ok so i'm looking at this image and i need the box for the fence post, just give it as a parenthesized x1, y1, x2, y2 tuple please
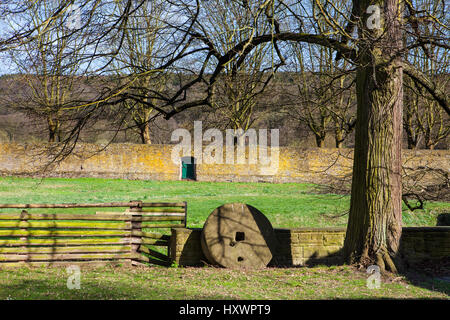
(183, 201, 187, 228)
(129, 202, 142, 266)
(19, 210, 28, 264)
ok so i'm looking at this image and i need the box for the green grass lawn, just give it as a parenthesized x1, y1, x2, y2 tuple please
(0, 264, 448, 300)
(0, 176, 448, 300)
(0, 176, 447, 228)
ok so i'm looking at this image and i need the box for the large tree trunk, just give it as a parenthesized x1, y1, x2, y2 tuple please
(343, 0, 404, 273)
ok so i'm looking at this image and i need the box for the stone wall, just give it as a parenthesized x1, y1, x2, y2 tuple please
(399, 227, 450, 264)
(169, 227, 450, 267)
(0, 142, 448, 184)
(272, 228, 345, 266)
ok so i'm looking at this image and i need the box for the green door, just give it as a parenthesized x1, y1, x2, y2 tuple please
(181, 157, 196, 180)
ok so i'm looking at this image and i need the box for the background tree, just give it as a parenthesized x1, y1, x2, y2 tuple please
(403, 4, 449, 150)
(200, 0, 275, 133)
(4, 0, 86, 142)
(287, 43, 333, 148)
(112, 0, 169, 144)
(283, 41, 356, 148)
(330, 71, 356, 149)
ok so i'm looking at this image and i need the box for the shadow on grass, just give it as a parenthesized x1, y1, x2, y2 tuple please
(400, 257, 450, 297)
(265, 229, 449, 298)
(0, 270, 232, 300)
(172, 227, 450, 298)
(293, 248, 450, 298)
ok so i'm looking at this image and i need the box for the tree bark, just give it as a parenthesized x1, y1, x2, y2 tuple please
(139, 123, 152, 144)
(405, 126, 418, 150)
(47, 116, 60, 143)
(343, 0, 404, 273)
(335, 129, 345, 148)
(315, 135, 325, 148)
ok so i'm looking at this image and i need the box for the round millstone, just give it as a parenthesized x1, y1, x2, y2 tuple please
(201, 203, 278, 269)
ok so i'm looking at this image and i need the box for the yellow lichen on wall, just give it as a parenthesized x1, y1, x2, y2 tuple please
(0, 143, 448, 183)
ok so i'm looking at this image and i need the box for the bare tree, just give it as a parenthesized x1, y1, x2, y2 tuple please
(0, 0, 448, 272)
(200, 0, 274, 132)
(331, 72, 356, 148)
(4, 0, 88, 142)
(403, 8, 450, 150)
(284, 41, 356, 148)
(111, 0, 170, 144)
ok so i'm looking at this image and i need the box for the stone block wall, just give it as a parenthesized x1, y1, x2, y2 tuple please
(170, 227, 450, 267)
(399, 227, 450, 264)
(272, 228, 346, 266)
(0, 143, 448, 184)
(169, 228, 206, 267)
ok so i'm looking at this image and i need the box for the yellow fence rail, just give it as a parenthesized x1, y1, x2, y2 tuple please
(0, 201, 186, 267)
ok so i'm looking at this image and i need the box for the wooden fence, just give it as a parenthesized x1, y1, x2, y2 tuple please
(0, 201, 187, 267)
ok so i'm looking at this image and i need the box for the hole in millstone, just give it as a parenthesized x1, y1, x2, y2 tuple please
(237, 257, 244, 262)
(235, 232, 245, 242)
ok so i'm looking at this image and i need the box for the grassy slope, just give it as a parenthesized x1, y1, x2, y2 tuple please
(0, 265, 448, 300)
(0, 177, 448, 300)
(0, 177, 447, 228)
